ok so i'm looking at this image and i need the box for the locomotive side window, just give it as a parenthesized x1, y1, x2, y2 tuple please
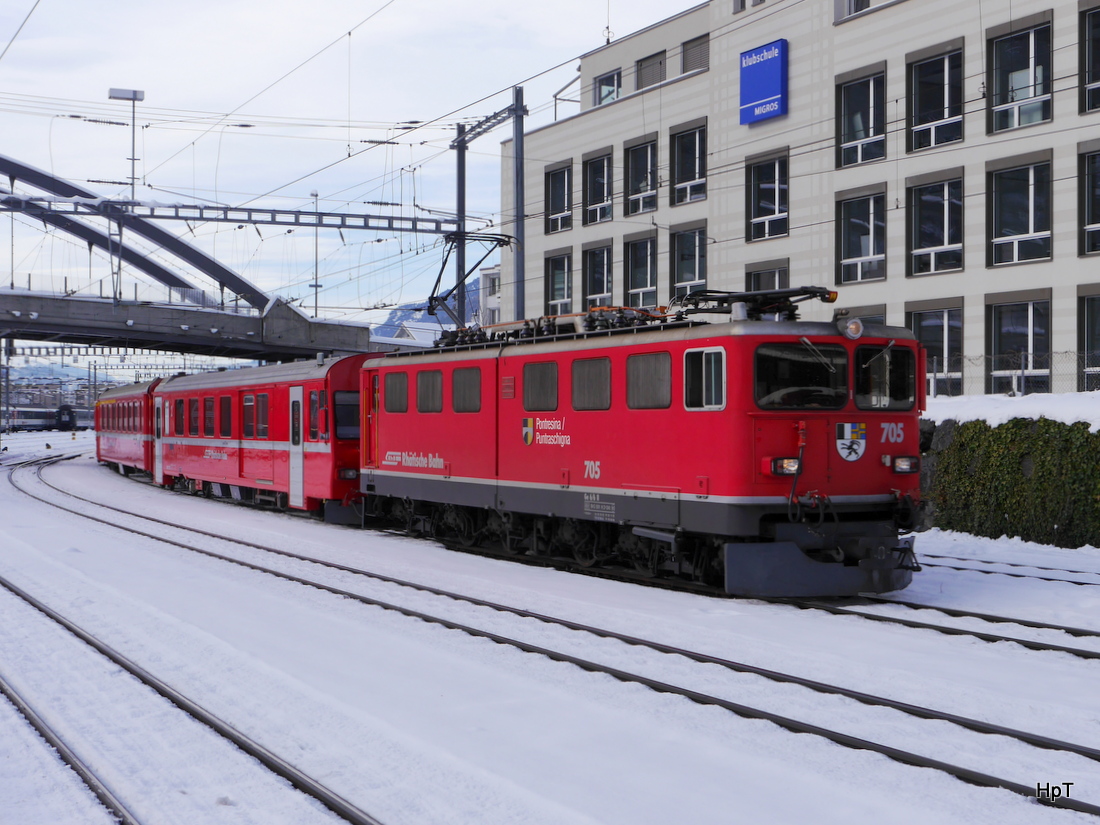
(452, 367, 481, 413)
(174, 399, 184, 435)
(572, 358, 611, 411)
(627, 352, 671, 409)
(219, 396, 232, 438)
(333, 391, 360, 439)
(523, 362, 558, 411)
(257, 393, 269, 438)
(309, 391, 319, 439)
(384, 373, 408, 413)
(188, 398, 200, 435)
(684, 348, 725, 410)
(417, 370, 443, 413)
(203, 397, 215, 436)
(755, 343, 848, 409)
(243, 395, 255, 438)
(854, 345, 916, 410)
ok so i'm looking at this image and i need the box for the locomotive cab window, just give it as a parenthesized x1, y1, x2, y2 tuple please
(684, 348, 725, 410)
(854, 344, 916, 410)
(309, 391, 320, 439)
(524, 362, 558, 411)
(384, 372, 408, 413)
(417, 370, 443, 413)
(333, 391, 360, 439)
(572, 358, 611, 411)
(452, 367, 481, 413)
(627, 352, 671, 409)
(755, 343, 848, 409)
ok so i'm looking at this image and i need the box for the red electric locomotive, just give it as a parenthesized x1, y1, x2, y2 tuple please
(360, 288, 924, 597)
(95, 379, 162, 474)
(96, 355, 373, 520)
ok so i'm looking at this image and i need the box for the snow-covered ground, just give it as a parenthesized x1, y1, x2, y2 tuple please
(1, 420, 1097, 824)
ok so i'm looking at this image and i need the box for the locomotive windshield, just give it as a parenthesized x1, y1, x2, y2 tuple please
(854, 344, 916, 410)
(332, 391, 360, 439)
(755, 342, 848, 409)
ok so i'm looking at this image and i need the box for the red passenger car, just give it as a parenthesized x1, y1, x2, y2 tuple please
(97, 355, 373, 522)
(95, 379, 161, 474)
(361, 289, 925, 597)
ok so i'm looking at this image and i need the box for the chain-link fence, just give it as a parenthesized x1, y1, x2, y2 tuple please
(925, 352, 1100, 397)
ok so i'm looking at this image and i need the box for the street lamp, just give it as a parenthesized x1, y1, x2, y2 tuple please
(108, 88, 144, 201)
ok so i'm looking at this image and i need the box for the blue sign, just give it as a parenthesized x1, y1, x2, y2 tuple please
(740, 39, 788, 125)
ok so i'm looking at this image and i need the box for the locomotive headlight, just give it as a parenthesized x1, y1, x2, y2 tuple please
(839, 317, 864, 340)
(770, 457, 801, 476)
(337, 468, 359, 480)
(892, 456, 919, 473)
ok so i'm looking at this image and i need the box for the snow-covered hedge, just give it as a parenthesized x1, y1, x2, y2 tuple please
(922, 416, 1100, 549)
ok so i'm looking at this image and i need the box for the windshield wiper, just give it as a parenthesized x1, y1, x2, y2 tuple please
(798, 336, 836, 373)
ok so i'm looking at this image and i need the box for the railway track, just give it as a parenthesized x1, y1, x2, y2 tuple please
(919, 552, 1100, 587)
(10, 455, 1100, 816)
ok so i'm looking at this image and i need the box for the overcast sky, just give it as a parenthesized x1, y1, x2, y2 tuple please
(0, 0, 679, 323)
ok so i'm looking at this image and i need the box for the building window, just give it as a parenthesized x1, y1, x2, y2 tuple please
(625, 238, 657, 307)
(1085, 10, 1100, 111)
(838, 193, 885, 282)
(839, 73, 885, 166)
(546, 253, 572, 315)
(595, 70, 621, 106)
(672, 228, 706, 299)
(417, 370, 443, 413)
(524, 362, 558, 412)
(636, 51, 666, 90)
(627, 352, 671, 409)
(684, 349, 725, 410)
(1084, 153, 1100, 253)
(746, 266, 789, 292)
(546, 166, 572, 233)
(671, 127, 706, 204)
(910, 307, 963, 395)
(584, 246, 613, 307)
(910, 178, 963, 274)
(572, 358, 611, 411)
(626, 141, 657, 214)
(748, 156, 788, 240)
(583, 155, 612, 224)
(1083, 296, 1100, 389)
(911, 51, 963, 149)
(848, 0, 871, 13)
(990, 300, 1050, 394)
(991, 24, 1051, 131)
(682, 35, 710, 73)
(991, 163, 1051, 264)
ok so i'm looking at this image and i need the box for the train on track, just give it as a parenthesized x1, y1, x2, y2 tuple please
(95, 287, 924, 597)
(4, 404, 94, 432)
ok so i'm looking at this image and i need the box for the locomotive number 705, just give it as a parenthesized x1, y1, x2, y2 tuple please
(880, 422, 905, 443)
(583, 460, 602, 480)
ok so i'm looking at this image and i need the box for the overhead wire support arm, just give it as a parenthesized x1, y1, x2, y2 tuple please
(0, 196, 462, 236)
(425, 233, 513, 329)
